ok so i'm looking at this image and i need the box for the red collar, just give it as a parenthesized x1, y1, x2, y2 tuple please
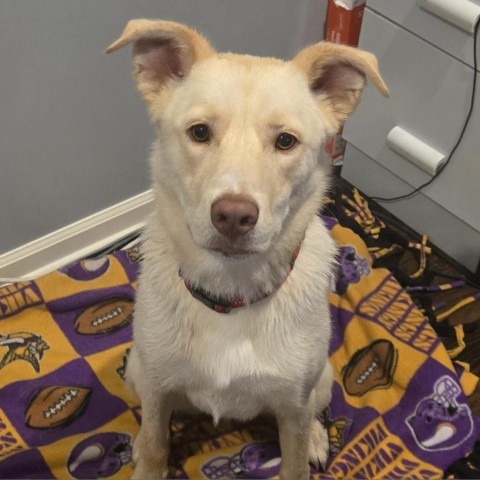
(180, 248, 300, 314)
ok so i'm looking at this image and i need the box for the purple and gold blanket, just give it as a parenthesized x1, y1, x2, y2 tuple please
(0, 218, 478, 479)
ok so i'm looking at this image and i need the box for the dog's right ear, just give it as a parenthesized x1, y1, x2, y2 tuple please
(106, 19, 215, 104)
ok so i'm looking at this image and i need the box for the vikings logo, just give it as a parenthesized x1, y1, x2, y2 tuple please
(324, 409, 350, 457)
(335, 246, 370, 295)
(407, 376, 474, 451)
(116, 348, 131, 380)
(126, 244, 143, 263)
(0, 332, 49, 373)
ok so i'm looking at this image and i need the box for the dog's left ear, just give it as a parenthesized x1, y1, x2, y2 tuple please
(293, 42, 389, 128)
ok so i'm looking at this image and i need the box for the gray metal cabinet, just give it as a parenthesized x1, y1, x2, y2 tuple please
(341, 2, 480, 272)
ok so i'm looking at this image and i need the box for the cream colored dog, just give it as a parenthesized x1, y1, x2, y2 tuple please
(107, 20, 388, 479)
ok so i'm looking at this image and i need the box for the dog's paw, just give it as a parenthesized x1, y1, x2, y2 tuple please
(309, 418, 329, 471)
(132, 434, 169, 479)
(131, 461, 169, 480)
(131, 452, 169, 480)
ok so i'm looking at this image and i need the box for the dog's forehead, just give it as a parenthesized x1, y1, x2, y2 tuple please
(181, 54, 312, 115)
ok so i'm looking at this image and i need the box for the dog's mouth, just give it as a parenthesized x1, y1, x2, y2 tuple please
(206, 237, 260, 258)
(209, 246, 259, 258)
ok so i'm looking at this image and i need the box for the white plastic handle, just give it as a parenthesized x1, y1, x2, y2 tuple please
(386, 127, 446, 176)
(418, 0, 480, 33)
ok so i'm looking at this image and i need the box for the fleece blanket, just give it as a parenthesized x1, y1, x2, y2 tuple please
(0, 217, 478, 479)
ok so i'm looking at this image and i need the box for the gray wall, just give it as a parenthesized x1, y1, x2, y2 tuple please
(0, 0, 328, 255)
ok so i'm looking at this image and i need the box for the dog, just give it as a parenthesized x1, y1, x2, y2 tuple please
(107, 19, 388, 479)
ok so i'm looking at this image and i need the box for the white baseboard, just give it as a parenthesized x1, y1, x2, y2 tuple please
(0, 190, 154, 283)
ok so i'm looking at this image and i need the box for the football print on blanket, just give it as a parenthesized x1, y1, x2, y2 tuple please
(75, 298, 133, 335)
(342, 339, 398, 396)
(25, 385, 91, 429)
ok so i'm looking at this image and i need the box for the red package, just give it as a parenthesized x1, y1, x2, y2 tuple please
(326, 0, 366, 46)
(324, 0, 366, 165)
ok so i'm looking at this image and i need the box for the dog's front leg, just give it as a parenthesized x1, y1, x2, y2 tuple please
(132, 389, 173, 480)
(276, 397, 315, 480)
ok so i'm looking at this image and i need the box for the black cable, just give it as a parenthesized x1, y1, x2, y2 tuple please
(370, 17, 480, 203)
(86, 231, 141, 258)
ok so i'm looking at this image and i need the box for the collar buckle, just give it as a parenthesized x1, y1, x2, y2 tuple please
(190, 286, 233, 314)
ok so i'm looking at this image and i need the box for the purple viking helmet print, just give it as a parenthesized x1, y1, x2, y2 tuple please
(407, 376, 474, 451)
(335, 246, 370, 295)
(238, 442, 282, 478)
(60, 257, 110, 281)
(201, 442, 281, 479)
(67, 432, 132, 479)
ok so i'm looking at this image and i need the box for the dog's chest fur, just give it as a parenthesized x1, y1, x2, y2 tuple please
(177, 321, 286, 423)
(134, 217, 335, 422)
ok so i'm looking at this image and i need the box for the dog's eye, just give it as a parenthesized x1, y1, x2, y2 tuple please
(275, 132, 297, 151)
(189, 124, 211, 143)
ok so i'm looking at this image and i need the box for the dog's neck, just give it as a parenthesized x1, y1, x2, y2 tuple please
(174, 234, 303, 305)
(179, 246, 300, 313)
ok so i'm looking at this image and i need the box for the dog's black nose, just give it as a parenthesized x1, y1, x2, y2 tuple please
(211, 194, 259, 239)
